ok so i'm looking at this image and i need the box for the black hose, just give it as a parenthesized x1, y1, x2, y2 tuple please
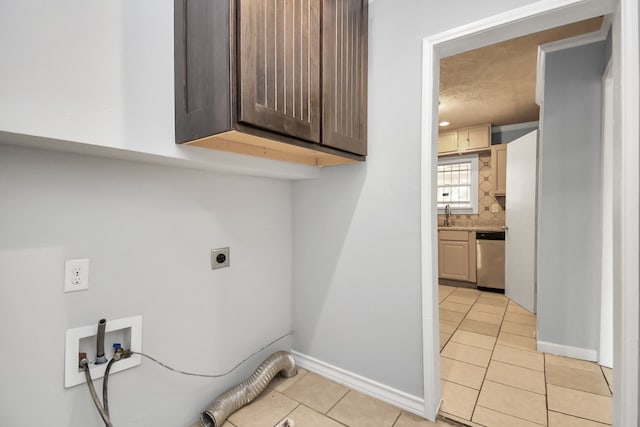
(103, 358, 117, 418)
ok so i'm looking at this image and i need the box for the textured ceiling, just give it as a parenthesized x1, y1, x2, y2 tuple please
(438, 17, 604, 130)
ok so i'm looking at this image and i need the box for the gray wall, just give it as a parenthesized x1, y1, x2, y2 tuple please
(492, 125, 539, 145)
(537, 41, 607, 351)
(0, 145, 292, 426)
(292, 0, 541, 398)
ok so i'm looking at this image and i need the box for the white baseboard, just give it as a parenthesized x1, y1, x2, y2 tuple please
(537, 341, 598, 362)
(291, 351, 425, 417)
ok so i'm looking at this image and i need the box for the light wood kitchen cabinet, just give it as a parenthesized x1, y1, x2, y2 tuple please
(438, 230, 477, 282)
(491, 144, 507, 196)
(438, 124, 491, 156)
(174, 0, 368, 167)
(438, 131, 458, 154)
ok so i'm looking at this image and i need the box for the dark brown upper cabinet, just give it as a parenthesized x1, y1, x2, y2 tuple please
(174, 0, 368, 167)
(322, 0, 368, 155)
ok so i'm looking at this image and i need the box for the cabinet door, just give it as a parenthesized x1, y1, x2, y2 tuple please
(238, 0, 321, 143)
(462, 125, 491, 151)
(491, 144, 507, 196)
(438, 131, 458, 154)
(174, 0, 232, 143)
(322, 0, 368, 155)
(438, 239, 470, 281)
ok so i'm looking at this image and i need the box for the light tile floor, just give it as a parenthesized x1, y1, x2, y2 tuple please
(439, 285, 613, 426)
(204, 369, 458, 427)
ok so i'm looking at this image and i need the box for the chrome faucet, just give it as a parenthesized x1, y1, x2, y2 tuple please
(444, 204, 452, 226)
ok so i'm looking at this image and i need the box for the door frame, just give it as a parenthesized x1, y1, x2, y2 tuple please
(419, 0, 637, 423)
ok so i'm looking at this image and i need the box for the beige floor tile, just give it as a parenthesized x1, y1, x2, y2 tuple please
(501, 321, 536, 338)
(471, 303, 507, 315)
(476, 381, 547, 425)
(465, 310, 504, 325)
(547, 383, 612, 424)
(228, 391, 298, 427)
(472, 406, 544, 427)
(440, 357, 486, 389)
(440, 309, 466, 323)
(440, 319, 459, 334)
(548, 410, 610, 426)
(440, 332, 451, 350)
(267, 368, 309, 393)
(281, 372, 349, 413)
(476, 297, 508, 307)
(546, 364, 611, 396)
(440, 380, 479, 421)
(601, 366, 613, 389)
(477, 292, 508, 301)
(441, 341, 492, 368)
(440, 300, 472, 314)
(439, 285, 456, 294)
(491, 345, 544, 371)
(452, 288, 482, 297)
(506, 302, 533, 315)
(327, 390, 401, 427)
(281, 404, 344, 427)
(496, 332, 537, 351)
(458, 318, 500, 337)
(450, 330, 497, 350)
(445, 294, 479, 305)
(393, 411, 457, 426)
(545, 354, 602, 375)
(503, 311, 537, 326)
(485, 360, 545, 394)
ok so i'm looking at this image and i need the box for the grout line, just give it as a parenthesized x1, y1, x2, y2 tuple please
(544, 352, 549, 426)
(390, 410, 403, 427)
(545, 382, 616, 398)
(324, 388, 350, 415)
(474, 404, 547, 426)
(547, 409, 612, 425)
(273, 402, 301, 427)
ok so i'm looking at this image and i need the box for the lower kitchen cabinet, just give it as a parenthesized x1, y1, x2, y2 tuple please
(438, 230, 477, 282)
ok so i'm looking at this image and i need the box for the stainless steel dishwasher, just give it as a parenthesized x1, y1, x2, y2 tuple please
(476, 231, 505, 291)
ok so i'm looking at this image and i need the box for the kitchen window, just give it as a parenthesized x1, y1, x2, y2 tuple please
(437, 154, 478, 213)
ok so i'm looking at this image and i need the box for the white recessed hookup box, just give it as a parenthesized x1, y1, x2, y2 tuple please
(64, 315, 142, 388)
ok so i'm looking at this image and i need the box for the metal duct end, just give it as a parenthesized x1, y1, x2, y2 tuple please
(200, 351, 297, 427)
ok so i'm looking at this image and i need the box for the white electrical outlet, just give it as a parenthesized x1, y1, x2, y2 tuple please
(64, 259, 89, 292)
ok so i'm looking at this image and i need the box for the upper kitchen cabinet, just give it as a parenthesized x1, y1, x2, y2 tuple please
(491, 143, 507, 196)
(174, 0, 368, 167)
(438, 124, 491, 156)
(322, 0, 368, 155)
(437, 130, 458, 155)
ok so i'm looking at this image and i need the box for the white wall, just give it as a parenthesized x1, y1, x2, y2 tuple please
(0, 0, 317, 179)
(292, 0, 540, 399)
(0, 145, 293, 426)
(537, 41, 607, 354)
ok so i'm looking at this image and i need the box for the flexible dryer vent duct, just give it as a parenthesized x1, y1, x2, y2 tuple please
(200, 351, 297, 427)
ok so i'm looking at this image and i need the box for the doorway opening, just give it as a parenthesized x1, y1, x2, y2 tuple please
(420, 0, 638, 424)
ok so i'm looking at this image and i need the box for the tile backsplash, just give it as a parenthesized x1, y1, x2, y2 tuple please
(438, 152, 505, 227)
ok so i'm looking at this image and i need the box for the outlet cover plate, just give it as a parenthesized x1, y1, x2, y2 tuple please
(211, 247, 230, 269)
(64, 259, 89, 292)
(64, 315, 142, 388)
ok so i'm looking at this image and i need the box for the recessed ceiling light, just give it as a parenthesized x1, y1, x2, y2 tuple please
(439, 121, 450, 127)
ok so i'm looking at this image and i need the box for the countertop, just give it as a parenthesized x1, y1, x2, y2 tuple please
(438, 225, 505, 232)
